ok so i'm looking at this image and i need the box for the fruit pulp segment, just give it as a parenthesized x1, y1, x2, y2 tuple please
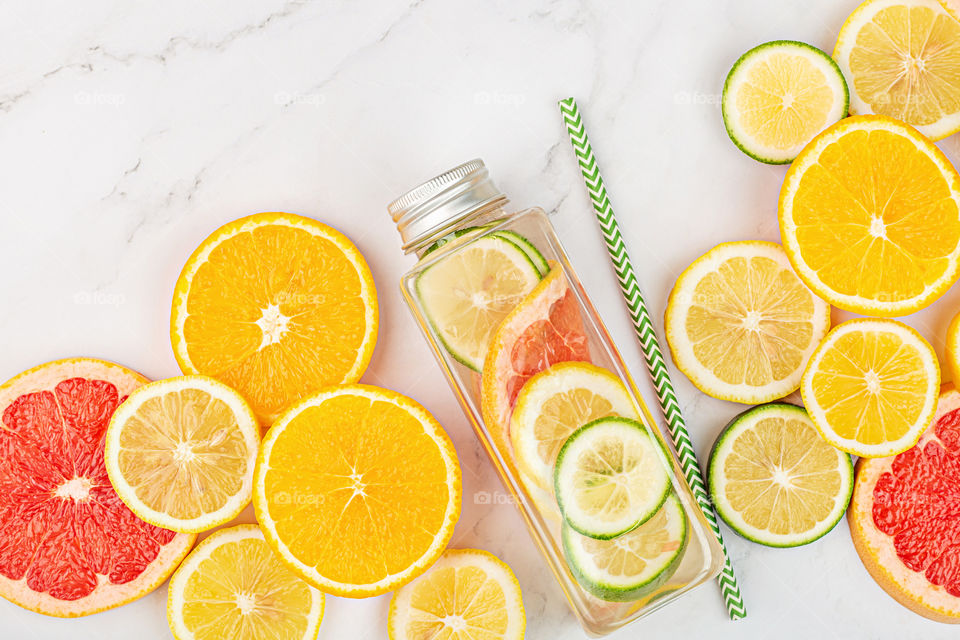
(118, 388, 251, 519)
(848, 4, 960, 126)
(407, 565, 510, 636)
(737, 51, 835, 149)
(811, 330, 929, 443)
(724, 415, 843, 535)
(182, 537, 314, 639)
(791, 128, 960, 301)
(182, 223, 372, 420)
(263, 394, 451, 585)
(581, 504, 681, 578)
(504, 287, 591, 407)
(872, 407, 960, 595)
(0, 378, 177, 600)
(687, 254, 818, 385)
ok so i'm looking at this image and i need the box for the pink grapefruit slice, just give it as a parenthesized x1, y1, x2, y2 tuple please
(0, 359, 195, 617)
(481, 264, 590, 467)
(849, 382, 960, 623)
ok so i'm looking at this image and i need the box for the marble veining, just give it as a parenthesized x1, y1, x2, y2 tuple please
(2, 1, 959, 638)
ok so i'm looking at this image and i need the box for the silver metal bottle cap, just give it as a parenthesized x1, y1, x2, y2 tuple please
(388, 159, 507, 253)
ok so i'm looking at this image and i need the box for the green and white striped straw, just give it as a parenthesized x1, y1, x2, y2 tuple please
(558, 97, 746, 621)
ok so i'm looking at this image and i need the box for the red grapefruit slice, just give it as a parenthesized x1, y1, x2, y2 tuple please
(849, 383, 960, 623)
(0, 359, 195, 617)
(481, 264, 590, 465)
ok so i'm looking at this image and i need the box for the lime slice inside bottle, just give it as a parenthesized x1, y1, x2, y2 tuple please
(554, 417, 672, 539)
(562, 494, 688, 602)
(416, 233, 542, 371)
(707, 403, 854, 547)
(491, 230, 549, 276)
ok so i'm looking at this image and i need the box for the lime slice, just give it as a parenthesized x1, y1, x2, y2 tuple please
(422, 222, 498, 258)
(707, 403, 854, 547)
(554, 417, 672, 539)
(722, 40, 848, 164)
(417, 234, 542, 371)
(510, 362, 638, 492)
(562, 494, 688, 602)
(491, 230, 549, 276)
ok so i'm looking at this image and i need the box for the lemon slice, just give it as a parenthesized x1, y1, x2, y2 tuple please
(940, 0, 960, 20)
(708, 403, 854, 547)
(416, 233, 542, 371)
(554, 417, 672, 539)
(834, 0, 960, 141)
(665, 241, 831, 404)
(722, 40, 848, 164)
(104, 375, 260, 533)
(388, 548, 525, 640)
(801, 318, 940, 457)
(167, 524, 324, 640)
(510, 362, 638, 492)
(562, 494, 688, 602)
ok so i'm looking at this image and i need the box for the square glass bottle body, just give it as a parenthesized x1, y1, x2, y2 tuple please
(399, 206, 724, 636)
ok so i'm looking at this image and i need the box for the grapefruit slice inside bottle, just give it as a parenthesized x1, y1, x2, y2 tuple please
(481, 264, 590, 470)
(0, 359, 195, 617)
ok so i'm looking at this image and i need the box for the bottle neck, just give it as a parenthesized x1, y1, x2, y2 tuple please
(410, 201, 510, 258)
(388, 159, 508, 255)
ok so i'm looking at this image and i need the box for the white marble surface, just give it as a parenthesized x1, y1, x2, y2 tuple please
(2, 0, 960, 638)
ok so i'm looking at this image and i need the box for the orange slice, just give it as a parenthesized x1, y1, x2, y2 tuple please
(253, 384, 461, 597)
(800, 318, 940, 457)
(481, 264, 590, 470)
(834, 0, 960, 141)
(779, 115, 960, 316)
(171, 212, 378, 425)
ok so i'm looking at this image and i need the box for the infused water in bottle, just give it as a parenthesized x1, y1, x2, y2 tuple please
(389, 159, 724, 636)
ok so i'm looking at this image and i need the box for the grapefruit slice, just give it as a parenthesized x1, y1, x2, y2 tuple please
(481, 264, 590, 465)
(849, 383, 960, 623)
(0, 359, 195, 617)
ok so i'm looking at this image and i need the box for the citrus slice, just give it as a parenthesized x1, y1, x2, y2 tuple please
(849, 383, 960, 623)
(939, 0, 960, 20)
(722, 40, 849, 164)
(562, 494, 687, 602)
(779, 115, 960, 316)
(104, 375, 260, 533)
(665, 241, 831, 404)
(801, 318, 940, 458)
(482, 264, 590, 467)
(0, 359, 195, 617)
(554, 417, 672, 539)
(167, 524, 324, 640)
(834, 0, 960, 141)
(491, 230, 549, 276)
(510, 362, 638, 493)
(253, 384, 461, 597)
(387, 548, 525, 640)
(707, 403, 854, 547)
(416, 233, 542, 371)
(171, 212, 378, 425)
(945, 308, 960, 385)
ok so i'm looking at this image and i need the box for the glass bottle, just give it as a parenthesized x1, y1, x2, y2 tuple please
(388, 159, 724, 636)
